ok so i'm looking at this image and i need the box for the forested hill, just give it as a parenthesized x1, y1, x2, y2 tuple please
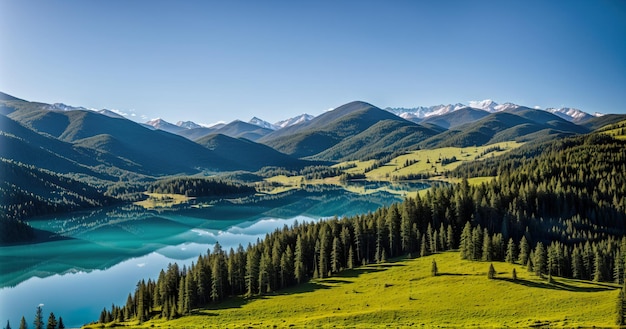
(97, 133, 626, 325)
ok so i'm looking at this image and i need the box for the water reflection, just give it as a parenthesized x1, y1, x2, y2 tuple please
(0, 185, 424, 327)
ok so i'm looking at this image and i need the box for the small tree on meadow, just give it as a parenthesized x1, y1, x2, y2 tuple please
(488, 263, 496, 279)
(431, 259, 438, 277)
(512, 268, 518, 281)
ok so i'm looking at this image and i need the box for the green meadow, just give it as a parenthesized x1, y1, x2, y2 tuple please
(102, 251, 618, 328)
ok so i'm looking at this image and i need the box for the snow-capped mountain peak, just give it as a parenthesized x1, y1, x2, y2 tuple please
(468, 99, 498, 112)
(545, 107, 593, 122)
(275, 114, 314, 129)
(249, 117, 278, 130)
(176, 121, 202, 129)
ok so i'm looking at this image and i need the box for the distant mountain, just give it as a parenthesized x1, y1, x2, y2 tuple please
(176, 120, 202, 129)
(5, 107, 245, 175)
(177, 127, 218, 140)
(260, 101, 407, 158)
(96, 109, 127, 119)
(195, 134, 308, 170)
(145, 118, 186, 134)
(386, 104, 466, 122)
(310, 120, 440, 161)
(420, 108, 589, 148)
(580, 114, 626, 131)
(421, 107, 490, 129)
(212, 120, 273, 141)
(249, 117, 278, 130)
(275, 114, 315, 129)
(545, 107, 593, 123)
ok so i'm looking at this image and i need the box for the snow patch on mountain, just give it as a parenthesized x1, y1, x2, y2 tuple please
(176, 121, 202, 129)
(545, 107, 592, 122)
(275, 114, 314, 129)
(249, 117, 278, 130)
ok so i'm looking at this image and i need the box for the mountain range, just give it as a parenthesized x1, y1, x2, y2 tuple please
(2, 90, 625, 226)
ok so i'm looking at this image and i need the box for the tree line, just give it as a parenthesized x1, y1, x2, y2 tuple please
(146, 177, 255, 197)
(96, 133, 626, 324)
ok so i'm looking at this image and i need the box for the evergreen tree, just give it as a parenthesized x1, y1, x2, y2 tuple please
(34, 306, 43, 329)
(347, 245, 355, 269)
(512, 268, 517, 281)
(46, 313, 57, 329)
(294, 235, 306, 283)
(420, 234, 429, 257)
(460, 222, 472, 259)
(331, 236, 342, 273)
(431, 259, 438, 277)
(57, 317, 64, 329)
(246, 247, 260, 296)
(534, 243, 546, 277)
(281, 245, 295, 288)
(19, 316, 26, 329)
(258, 249, 271, 294)
(482, 232, 492, 261)
(518, 236, 529, 265)
(6, 320, 11, 329)
(488, 263, 496, 279)
(505, 238, 517, 264)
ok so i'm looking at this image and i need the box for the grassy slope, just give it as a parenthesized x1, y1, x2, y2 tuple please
(349, 141, 522, 180)
(115, 251, 618, 328)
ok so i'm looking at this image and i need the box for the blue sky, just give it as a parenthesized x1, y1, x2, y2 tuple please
(1, 0, 625, 124)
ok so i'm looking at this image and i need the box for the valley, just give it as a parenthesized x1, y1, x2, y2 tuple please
(1, 92, 626, 328)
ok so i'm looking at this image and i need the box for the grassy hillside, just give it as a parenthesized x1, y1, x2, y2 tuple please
(310, 120, 439, 161)
(261, 101, 408, 158)
(108, 251, 618, 328)
(350, 141, 522, 181)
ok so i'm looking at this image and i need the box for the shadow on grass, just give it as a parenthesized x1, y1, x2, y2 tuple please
(498, 277, 616, 292)
(187, 265, 396, 315)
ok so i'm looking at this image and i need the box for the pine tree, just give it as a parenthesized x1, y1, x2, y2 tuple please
(294, 235, 306, 283)
(347, 245, 355, 269)
(534, 242, 546, 277)
(488, 263, 496, 279)
(482, 232, 492, 261)
(19, 316, 26, 329)
(57, 317, 64, 329)
(431, 259, 438, 277)
(331, 236, 342, 273)
(34, 306, 43, 329)
(246, 247, 260, 296)
(6, 320, 11, 329)
(46, 312, 57, 329)
(258, 249, 271, 294)
(518, 236, 529, 265)
(512, 268, 517, 281)
(505, 238, 517, 264)
(460, 222, 472, 259)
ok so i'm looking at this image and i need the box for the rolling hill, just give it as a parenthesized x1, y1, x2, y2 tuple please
(195, 134, 309, 170)
(310, 119, 440, 161)
(420, 107, 490, 129)
(420, 109, 589, 148)
(260, 101, 408, 158)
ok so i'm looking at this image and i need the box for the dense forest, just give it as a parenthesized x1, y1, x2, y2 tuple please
(0, 159, 117, 243)
(146, 177, 256, 197)
(96, 133, 626, 324)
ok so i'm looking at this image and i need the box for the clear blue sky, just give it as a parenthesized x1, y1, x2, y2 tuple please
(1, 0, 625, 124)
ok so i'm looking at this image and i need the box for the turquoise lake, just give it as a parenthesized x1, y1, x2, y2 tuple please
(0, 184, 425, 328)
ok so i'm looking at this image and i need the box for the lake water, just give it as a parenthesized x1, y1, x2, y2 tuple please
(0, 186, 409, 328)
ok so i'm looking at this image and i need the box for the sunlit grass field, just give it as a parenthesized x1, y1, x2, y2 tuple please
(262, 141, 521, 196)
(110, 251, 618, 328)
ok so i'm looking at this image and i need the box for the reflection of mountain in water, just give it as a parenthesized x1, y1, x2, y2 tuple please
(1, 186, 423, 288)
